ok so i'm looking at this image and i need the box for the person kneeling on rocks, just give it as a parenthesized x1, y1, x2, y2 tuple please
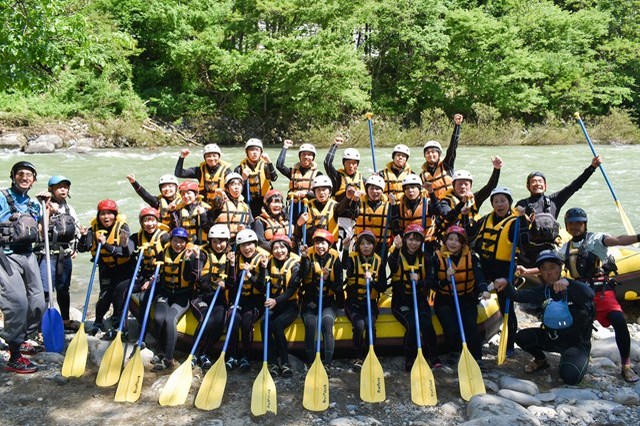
(494, 250, 595, 385)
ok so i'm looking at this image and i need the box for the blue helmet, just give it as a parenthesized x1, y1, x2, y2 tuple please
(48, 175, 71, 187)
(171, 227, 189, 240)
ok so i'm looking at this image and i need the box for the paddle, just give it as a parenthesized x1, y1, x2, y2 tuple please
(409, 272, 437, 406)
(421, 195, 427, 251)
(194, 270, 247, 410)
(288, 195, 295, 239)
(40, 199, 64, 354)
(366, 112, 377, 173)
(246, 178, 251, 204)
(159, 283, 224, 406)
(574, 112, 635, 235)
(303, 274, 329, 411)
(497, 216, 520, 366)
(380, 203, 391, 266)
(302, 199, 308, 246)
(96, 245, 147, 387)
(251, 277, 277, 415)
(447, 257, 486, 401)
(61, 239, 103, 377)
(114, 262, 162, 402)
(360, 265, 385, 403)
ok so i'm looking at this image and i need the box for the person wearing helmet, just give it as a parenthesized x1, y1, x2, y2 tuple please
(323, 136, 365, 202)
(174, 144, 231, 203)
(228, 228, 270, 372)
(420, 114, 464, 199)
(78, 199, 135, 337)
(299, 228, 343, 368)
(252, 189, 290, 251)
(379, 144, 412, 201)
(171, 180, 211, 244)
(235, 138, 278, 218)
(388, 225, 441, 371)
(397, 173, 437, 250)
(258, 234, 301, 377)
(126, 173, 181, 227)
(297, 175, 340, 245)
(210, 172, 252, 243)
(0, 161, 47, 373)
(277, 139, 321, 224)
(150, 227, 198, 371)
(515, 155, 603, 268)
(429, 225, 490, 366)
(38, 176, 81, 331)
(188, 224, 234, 370)
(343, 230, 387, 371)
(494, 250, 596, 385)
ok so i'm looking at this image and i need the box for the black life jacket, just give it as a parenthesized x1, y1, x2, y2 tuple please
(0, 190, 39, 248)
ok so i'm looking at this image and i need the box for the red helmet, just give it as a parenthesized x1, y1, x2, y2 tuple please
(404, 224, 425, 240)
(139, 207, 160, 222)
(270, 234, 292, 249)
(265, 189, 283, 204)
(97, 199, 118, 213)
(445, 225, 467, 243)
(356, 230, 376, 244)
(312, 229, 334, 245)
(179, 180, 199, 194)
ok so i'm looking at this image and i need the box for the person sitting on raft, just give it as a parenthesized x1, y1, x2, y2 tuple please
(174, 144, 231, 203)
(419, 114, 463, 199)
(126, 173, 181, 227)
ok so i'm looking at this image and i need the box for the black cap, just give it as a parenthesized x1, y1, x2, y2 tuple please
(564, 207, 588, 223)
(535, 250, 563, 267)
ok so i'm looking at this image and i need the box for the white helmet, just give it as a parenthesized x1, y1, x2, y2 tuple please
(342, 148, 361, 162)
(490, 187, 513, 202)
(452, 170, 473, 183)
(245, 138, 263, 150)
(392, 144, 411, 158)
(365, 175, 385, 190)
(236, 229, 258, 245)
(225, 172, 243, 186)
(208, 224, 230, 240)
(402, 174, 422, 188)
(311, 175, 333, 190)
(423, 140, 442, 153)
(158, 174, 178, 187)
(299, 143, 316, 157)
(203, 143, 222, 156)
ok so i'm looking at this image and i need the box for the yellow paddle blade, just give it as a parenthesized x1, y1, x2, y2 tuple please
(62, 323, 88, 378)
(96, 332, 124, 387)
(616, 201, 636, 236)
(458, 344, 486, 401)
(497, 313, 509, 366)
(251, 361, 277, 416)
(410, 351, 437, 406)
(114, 346, 145, 402)
(360, 345, 385, 403)
(194, 353, 227, 410)
(303, 353, 329, 411)
(159, 355, 194, 406)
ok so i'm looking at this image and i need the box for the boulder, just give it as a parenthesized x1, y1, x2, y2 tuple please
(329, 416, 382, 426)
(591, 337, 640, 362)
(466, 394, 540, 425)
(613, 387, 640, 405)
(557, 400, 625, 424)
(458, 414, 539, 426)
(551, 387, 600, 402)
(497, 389, 542, 407)
(498, 376, 539, 395)
(24, 140, 55, 154)
(0, 133, 27, 150)
(33, 134, 64, 149)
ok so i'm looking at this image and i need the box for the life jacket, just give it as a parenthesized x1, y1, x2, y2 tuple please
(257, 209, 288, 242)
(215, 197, 251, 240)
(391, 250, 428, 296)
(201, 245, 228, 294)
(288, 162, 319, 199)
(354, 197, 390, 245)
(421, 161, 453, 199)
(237, 247, 270, 297)
(439, 189, 479, 232)
(199, 162, 230, 203)
(268, 253, 300, 301)
(345, 252, 382, 302)
(90, 216, 130, 268)
(239, 158, 272, 198)
(476, 211, 518, 262)
(302, 247, 340, 297)
(176, 201, 211, 243)
(334, 169, 364, 201)
(436, 247, 475, 296)
(0, 189, 39, 248)
(157, 195, 180, 227)
(136, 228, 167, 277)
(380, 162, 412, 200)
(161, 244, 192, 293)
(307, 198, 339, 241)
(564, 233, 617, 284)
(398, 196, 436, 241)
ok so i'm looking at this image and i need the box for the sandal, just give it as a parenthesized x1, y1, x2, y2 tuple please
(524, 358, 550, 373)
(622, 365, 640, 383)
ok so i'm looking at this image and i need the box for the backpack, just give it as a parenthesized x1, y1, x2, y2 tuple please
(0, 190, 39, 246)
(542, 287, 573, 330)
(529, 212, 560, 245)
(49, 213, 76, 244)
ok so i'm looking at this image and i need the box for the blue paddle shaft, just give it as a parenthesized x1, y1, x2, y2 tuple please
(365, 277, 375, 346)
(263, 279, 271, 363)
(190, 286, 223, 356)
(576, 117, 619, 202)
(302, 203, 308, 246)
(137, 263, 162, 346)
(82, 242, 102, 321)
(410, 278, 423, 350)
(117, 247, 146, 332)
(288, 199, 295, 239)
(368, 118, 377, 173)
(316, 275, 324, 354)
(221, 270, 247, 354)
(246, 179, 251, 204)
(447, 257, 469, 344)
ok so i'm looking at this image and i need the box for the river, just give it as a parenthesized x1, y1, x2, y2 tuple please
(2, 144, 639, 311)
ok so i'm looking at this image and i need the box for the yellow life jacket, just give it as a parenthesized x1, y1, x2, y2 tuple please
(421, 161, 453, 199)
(201, 245, 228, 293)
(239, 158, 272, 198)
(307, 198, 339, 241)
(380, 162, 412, 200)
(302, 247, 340, 296)
(177, 201, 211, 243)
(215, 198, 250, 240)
(334, 169, 364, 201)
(477, 211, 518, 262)
(436, 247, 475, 296)
(354, 197, 390, 244)
(199, 162, 231, 203)
(268, 253, 301, 301)
(237, 247, 270, 296)
(398, 196, 436, 241)
(288, 162, 320, 199)
(346, 252, 382, 301)
(257, 209, 288, 242)
(391, 251, 428, 296)
(136, 228, 167, 276)
(161, 244, 192, 292)
(90, 216, 130, 268)
(156, 195, 180, 227)
(439, 189, 479, 231)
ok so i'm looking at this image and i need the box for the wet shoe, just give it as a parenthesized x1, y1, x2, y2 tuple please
(506, 348, 515, 358)
(352, 359, 363, 372)
(152, 358, 175, 371)
(622, 365, 640, 383)
(89, 322, 105, 336)
(19, 342, 44, 355)
(239, 357, 250, 372)
(5, 356, 38, 374)
(268, 364, 280, 377)
(200, 355, 213, 371)
(524, 358, 550, 374)
(280, 363, 293, 378)
(191, 356, 198, 368)
(151, 353, 165, 365)
(225, 357, 239, 370)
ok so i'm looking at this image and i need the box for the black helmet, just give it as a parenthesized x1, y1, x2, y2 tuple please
(10, 161, 37, 180)
(564, 207, 588, 224)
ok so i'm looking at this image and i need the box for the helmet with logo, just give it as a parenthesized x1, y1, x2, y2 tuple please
(423, 140, 442, 153)
(445, 225, 467, 244)
(245, 138, 263, 151)
(402, 174, 422, 188)
(10, 161, 37, 180)
(208, 224, 231, 240)
(312, 229, 334, 245)
(342, 148, 361, 162)
(171, 227, 189, 240)
(452, 170, 473, 183)
(365, 175, 385, 190)
(139, 207, 160, 223)
(158, 174, 179, 188)
(404, 224, 425, 240)
(225, 172, 243, 186)
(490, 187, 513, 203)
(48, 175, 71, 187)
(203, 143, 222, 156)
(536, 249, 563, 267)
(236, 229, 258, 245)
(179, 180, 199, 194)
(392, 144, 411, 158)
(564, 207, 588, 224)
(270, 234, 293, 250)
(311, 175, 333, 190)
(299, 143, 316, 158)
(97, 199, 118, 213)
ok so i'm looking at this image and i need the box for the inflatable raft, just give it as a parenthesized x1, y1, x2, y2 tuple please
(609, 246, 640, 301)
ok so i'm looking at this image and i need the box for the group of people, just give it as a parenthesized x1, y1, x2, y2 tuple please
(1, 113, 639, 388)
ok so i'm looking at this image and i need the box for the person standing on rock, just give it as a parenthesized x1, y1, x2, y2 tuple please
(495, 250, 596, 385)
(0, 161, 47, 373)
(174, 144, 231, 204)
